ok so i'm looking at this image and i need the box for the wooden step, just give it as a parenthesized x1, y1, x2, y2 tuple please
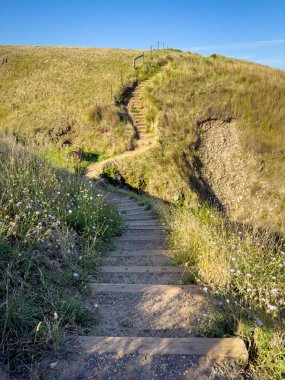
(77, 336, 248, 359)
(124, 220, 164, 226)
(120, 235, 165, 241)
(124, 216, 157, 221)
(89, 283, 198, 294)
(107, 249, 172, 257)
(124, 226, 164, 230)
(111, 200, 139, 205)
(115, 236, 165, 242)
(117, 204, 144, 209)
(108, 198, 131, 203)
(121, 210, 153, 216)
(118, 206, 148, 212)
(100, 272, 182, 285)
(112, 241, 168, 251)
(118, 204, 147, 210)
(121, 228, 165, 235)
(103, 255, 171, 266)
(101, 266, 183, 273)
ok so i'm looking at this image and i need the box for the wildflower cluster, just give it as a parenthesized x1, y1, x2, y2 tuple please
(0, 146, 119, 248)
(227, 240, 285, 317)
(0, 138, 122, 375)
(164, 202, 285, 379)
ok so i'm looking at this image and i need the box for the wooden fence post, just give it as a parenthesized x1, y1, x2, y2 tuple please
(132, 54, 145, 69)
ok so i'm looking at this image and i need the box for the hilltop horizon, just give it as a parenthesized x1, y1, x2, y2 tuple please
(0, 0, 284, 69)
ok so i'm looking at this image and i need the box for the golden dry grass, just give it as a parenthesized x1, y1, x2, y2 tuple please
(0, 45, 145, 157)
(114, 53, 285, 233)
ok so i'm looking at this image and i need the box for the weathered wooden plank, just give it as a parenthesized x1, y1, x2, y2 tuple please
(78, 336, 248, 359)
(107, 249, 172, 257)
(101, 266, 183, 273)
(115, 236, 165, 242)
(89, 283, 198, 294)
(119, 206, 148, 212)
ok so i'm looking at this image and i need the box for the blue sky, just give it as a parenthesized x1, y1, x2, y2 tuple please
(0, 0, 285, 69)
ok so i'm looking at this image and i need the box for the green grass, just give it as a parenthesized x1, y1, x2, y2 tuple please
(0, 135, 122, 377)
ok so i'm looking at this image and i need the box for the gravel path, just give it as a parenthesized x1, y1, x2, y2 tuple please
(74, 354, 239, 380)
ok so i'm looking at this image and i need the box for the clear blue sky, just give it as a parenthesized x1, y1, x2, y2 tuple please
(0, 0, 285, 69)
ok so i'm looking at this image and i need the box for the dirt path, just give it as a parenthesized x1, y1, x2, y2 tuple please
(62, 79, 249, 379)
(86, 79, 157, 179)
(56, 191, 248, 380)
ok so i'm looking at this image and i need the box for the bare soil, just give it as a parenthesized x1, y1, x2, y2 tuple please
(197, 120, 281, 228)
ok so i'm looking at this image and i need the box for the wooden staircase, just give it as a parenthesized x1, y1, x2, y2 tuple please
(75, 190, 248, 379)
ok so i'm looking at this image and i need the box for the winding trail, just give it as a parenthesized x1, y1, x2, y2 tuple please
(73, 76, 248, 379)
(86, 78, 157, 179)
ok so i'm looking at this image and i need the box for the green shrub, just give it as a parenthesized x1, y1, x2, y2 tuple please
(0, 136, 122, 375)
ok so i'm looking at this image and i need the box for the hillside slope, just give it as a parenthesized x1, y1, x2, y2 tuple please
(92, 53, 285, 379)
(107, 53, 285, 234)
(0, 46, 142, 162)
(1, 46, 284, 378)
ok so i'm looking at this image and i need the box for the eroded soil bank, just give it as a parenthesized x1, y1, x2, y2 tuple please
(196, 120, 283, 230)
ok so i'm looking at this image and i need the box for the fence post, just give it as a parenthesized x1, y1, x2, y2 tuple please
(132, 54, 144, 69)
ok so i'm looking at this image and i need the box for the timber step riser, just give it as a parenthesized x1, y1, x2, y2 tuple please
(99, 274, 184, 285)
(123, 217, 158, 221)
(89, 283, 198, 294)
(120, 211, 154, 216)
(78, 336, 248, 359)
(106, 250, 173, 257)
(115, 238, 166, 243)
(103, 257, 171, 266)
(101, 266, 183, 274)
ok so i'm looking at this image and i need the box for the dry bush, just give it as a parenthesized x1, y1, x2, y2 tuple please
(90, 104, 121, 132)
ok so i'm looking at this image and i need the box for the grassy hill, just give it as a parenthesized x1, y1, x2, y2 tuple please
(0, 46, 284, 378)
(0, 46, 145, 167)
(111, 53, 285, 234)
(0, 46, 178, 169)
